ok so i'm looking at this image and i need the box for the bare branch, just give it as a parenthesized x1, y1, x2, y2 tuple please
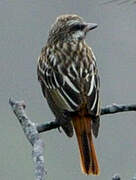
(37, 121, 60, 133)
(9, 98, 136, 180)
(9, 98, 46, 180)
(37, 103, 136, 133)
(101, 103, 136, 115)
(112, 174, 121, 180)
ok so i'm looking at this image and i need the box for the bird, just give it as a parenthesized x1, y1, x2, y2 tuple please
(37, 14, 100, 175)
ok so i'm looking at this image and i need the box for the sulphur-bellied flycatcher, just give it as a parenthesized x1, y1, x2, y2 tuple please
(37, 14, 100, 175)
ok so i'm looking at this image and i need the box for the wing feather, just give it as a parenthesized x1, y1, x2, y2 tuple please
(37, 53, 81, 112)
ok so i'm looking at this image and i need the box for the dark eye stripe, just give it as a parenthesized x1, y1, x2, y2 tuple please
(70, 24, 86, 31)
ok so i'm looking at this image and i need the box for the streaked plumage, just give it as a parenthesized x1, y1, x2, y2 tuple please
(37, 14, 100, 175)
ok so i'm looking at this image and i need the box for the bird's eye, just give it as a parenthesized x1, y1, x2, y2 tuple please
(71, 24, 86, 31)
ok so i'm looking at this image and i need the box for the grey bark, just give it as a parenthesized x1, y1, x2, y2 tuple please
(9, 98, 46, 180)
(9, 98, 136, 180)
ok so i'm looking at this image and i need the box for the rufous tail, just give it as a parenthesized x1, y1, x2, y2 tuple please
(72, 115, 100, 175)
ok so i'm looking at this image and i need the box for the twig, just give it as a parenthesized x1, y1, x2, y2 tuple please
(112, 174, 136, 180)
(112, 174, 121, 180)
(37, 121, 60, 133)
(101, 103, 136, 115)
(9, 98, 136, 179)
(37, 103, 136, 133)
(9, 98, 46, 180)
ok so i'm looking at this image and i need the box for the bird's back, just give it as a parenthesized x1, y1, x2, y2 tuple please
(38, 40, 100, 115)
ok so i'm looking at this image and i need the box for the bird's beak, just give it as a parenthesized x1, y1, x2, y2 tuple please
(84, 23, 98, 32)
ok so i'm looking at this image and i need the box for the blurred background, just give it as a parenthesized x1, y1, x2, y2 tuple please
(0, 0, 136, 179)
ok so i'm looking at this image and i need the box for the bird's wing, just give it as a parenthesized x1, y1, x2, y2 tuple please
(86, 60, 100, 117)
(84, 55, 100, 137)
(37, 51, 81, 112)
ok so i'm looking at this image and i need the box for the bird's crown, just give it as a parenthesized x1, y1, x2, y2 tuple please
(47, 14, 97, 44)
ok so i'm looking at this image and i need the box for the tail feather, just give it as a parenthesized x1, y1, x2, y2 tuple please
(72, 115, 100, 175)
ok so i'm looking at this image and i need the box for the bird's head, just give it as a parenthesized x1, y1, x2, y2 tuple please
(48, 14, 98, 44)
